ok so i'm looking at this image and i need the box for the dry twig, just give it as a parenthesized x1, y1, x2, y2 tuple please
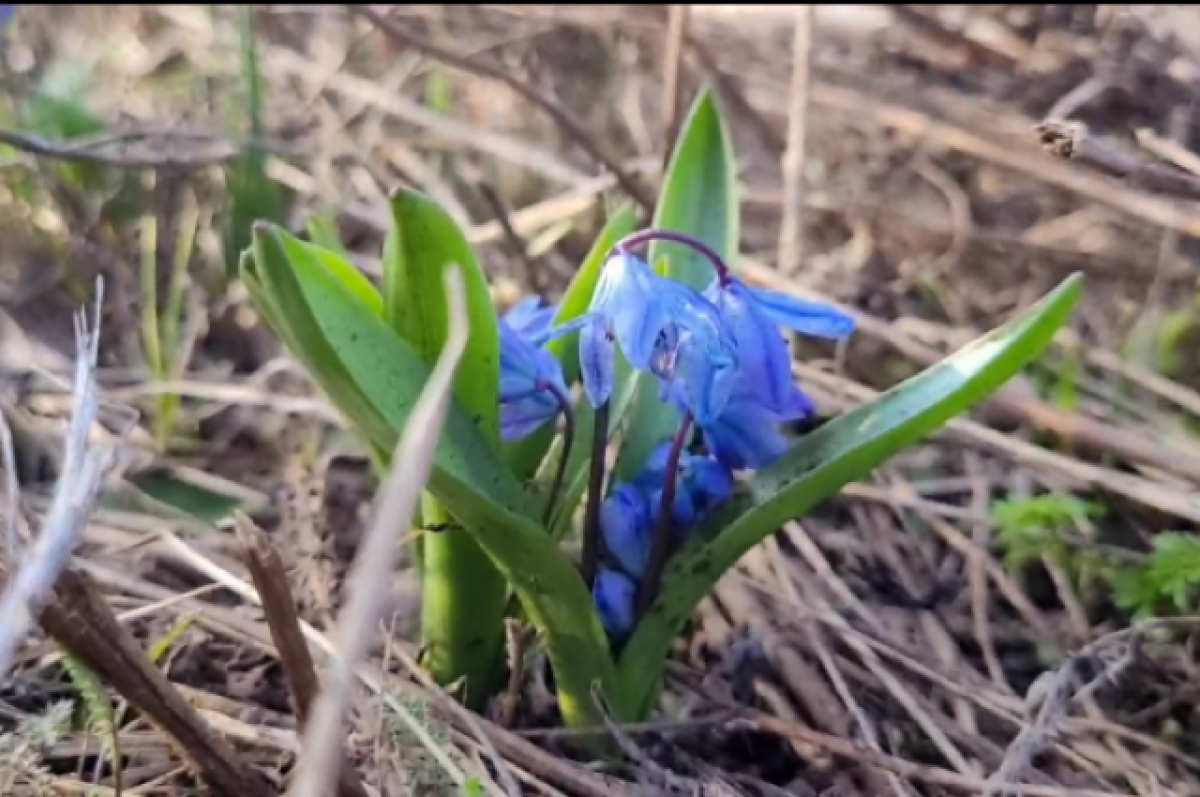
(0, 126, 256, 169)
(660, 4, 690, 162)
(350, 5, 654, 211)
(38, 568, 273, 797)
(235, 513, 369, 797)
(778, 5, 815, 276)
(985, 630, 1145, 795)
(1035, 119, 1200, 201)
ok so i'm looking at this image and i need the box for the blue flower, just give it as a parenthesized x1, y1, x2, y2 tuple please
(700, 393, 802, 470)
(550, 253, 739, 424)
(601, 483, 652, 578)
(600, 443, 735, 582)
(497, 300, 568, 441)
(593, 568, 637, 637)
(696, 278, 855, 469)
(634, 443, 734, 523)
(649, 283, 740, 425)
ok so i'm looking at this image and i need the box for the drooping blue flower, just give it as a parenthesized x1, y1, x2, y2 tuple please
(634, 442, 735, 522)
(549, 252, 739, 424)
(600, 443, 734, 580)
(694, 277, 855, 469)
(704, 279, 853, 415)
(497, 303, 568, 440)
(700, 393, 802, 470)
(600, 483, 652, 579)
(593, 568, 637, 637)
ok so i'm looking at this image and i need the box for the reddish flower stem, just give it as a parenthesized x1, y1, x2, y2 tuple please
(614, 229, 733, 286)
(636, 412, 694, 617)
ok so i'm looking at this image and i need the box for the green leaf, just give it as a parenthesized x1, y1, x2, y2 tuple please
(616, 273, 1084, 718)
(284, 236, 383, 317)
(222, 6, 286, 279)
(245, 229, 396, 452)
(122, 470, 243, 526)
(649, 88, 739, 290)
(382, 187, 506, 702)
(306, 211, 351, 259)
(615, 87, 739, 481)
(243, 223, 620, 726)
(384, 186, 500, 444)
(1131, 533, 1200, 612)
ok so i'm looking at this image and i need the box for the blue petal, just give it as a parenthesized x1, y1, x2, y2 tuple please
(601, 484, 652, 578)
(504, 296, 558, 341)
(498, 324, 540, 400)
(579, 318, 615, 407)
(498, 321, 567, 401)
(685, 457, 735, 513)
(701, 397, 794, 470)
(630, 447, 733, 522)
(662, 286, 740, 423)
(632, 440, 675, 491)
(593, 568, 637, 637)
(667, 330, 738, 425)
(747, 286, 856, 340)
(706, 281, 808, 418)
(648, 487, 696, 536)
(504, 295, 544, 323)
(497, 316, 567, 440)
(603, 254, 670, 369)
(500, 393, 560, 440)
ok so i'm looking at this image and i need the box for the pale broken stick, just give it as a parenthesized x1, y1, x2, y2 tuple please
(0, 279, 113, 682)
(287, 264, 472, 797)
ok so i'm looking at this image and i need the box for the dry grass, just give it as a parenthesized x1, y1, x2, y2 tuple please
(5, 5, 1200, 795)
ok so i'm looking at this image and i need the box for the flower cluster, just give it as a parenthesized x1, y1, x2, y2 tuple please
(592, 443, 734, 635)
(497, 230, 855, 640)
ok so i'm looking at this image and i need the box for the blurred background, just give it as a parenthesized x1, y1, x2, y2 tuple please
(5, 5, 1200, 795)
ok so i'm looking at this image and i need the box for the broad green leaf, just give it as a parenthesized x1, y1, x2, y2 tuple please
(503, 205, 638, 488)
(284, 236, 383, 317)
(649, 88, 738, 290)
(384, 186, 500, 444)
(245, 231, 396, 453)
(244, 223, 620, 726)
(249, 225, 509, 504)
(615, 87, 739, 481)
(223, 6, 285, 279)
(616, 274, 1084, 717)
(122, 470, 243, 526)
(382, 187, 505, 700)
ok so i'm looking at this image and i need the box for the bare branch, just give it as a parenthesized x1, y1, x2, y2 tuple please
(236, 513, 369, 797)
(985, 627, 1147, 795)
(1035, 119, 1200, 200)
(0, 126, 268, 169)
(778, 5, 815, 276)
(349, 5, 655, 212)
